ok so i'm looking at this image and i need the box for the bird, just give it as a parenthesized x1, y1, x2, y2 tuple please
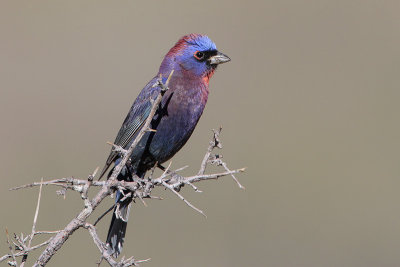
(99, 33, 230, 257)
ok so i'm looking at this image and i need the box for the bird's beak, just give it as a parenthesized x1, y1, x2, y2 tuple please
(208, 51, 231, 65)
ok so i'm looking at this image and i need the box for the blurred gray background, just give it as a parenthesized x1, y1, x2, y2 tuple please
(1, 0, 400, 266)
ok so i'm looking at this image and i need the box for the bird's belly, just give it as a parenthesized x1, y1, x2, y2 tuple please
(148, 108, 200, 163)
(128, 112, 202, 171)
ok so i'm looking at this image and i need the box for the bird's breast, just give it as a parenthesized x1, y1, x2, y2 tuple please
(148, 80, 208, 162)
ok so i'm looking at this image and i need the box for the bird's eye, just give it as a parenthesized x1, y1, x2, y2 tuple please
(194, 51, 205, 60)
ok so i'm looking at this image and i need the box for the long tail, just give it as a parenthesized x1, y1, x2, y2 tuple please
(105, 166, 145, 257)
(106, 191, 132, 257)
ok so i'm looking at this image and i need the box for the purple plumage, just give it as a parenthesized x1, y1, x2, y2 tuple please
(100, 34, 230, 257)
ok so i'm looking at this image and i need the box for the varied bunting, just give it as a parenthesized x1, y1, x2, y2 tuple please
(99, 33, 230, 257)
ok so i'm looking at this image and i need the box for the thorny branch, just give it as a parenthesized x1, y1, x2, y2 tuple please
(1, 71, 245, 266)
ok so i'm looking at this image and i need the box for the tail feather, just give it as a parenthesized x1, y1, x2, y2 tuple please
(106, 194, 132, 257)
(105, 165, 145, 257)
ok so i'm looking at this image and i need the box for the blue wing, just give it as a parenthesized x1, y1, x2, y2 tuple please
(98, 76, 161, 179)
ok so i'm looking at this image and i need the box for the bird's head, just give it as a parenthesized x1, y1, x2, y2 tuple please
(160, 34, 230, 82)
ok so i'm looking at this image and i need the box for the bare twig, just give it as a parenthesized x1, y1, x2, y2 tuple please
(5, 228, 17, 266)
(198, 127, 222, 175)
(20, 178, 44, 266)
(0, 238, 52, 263)
(34, 231, 62, 235)
(221, 161, 245, 189)
(30, 178, 43, 243)
(161, 180, 206, 217)
(10, 178, 107, 191)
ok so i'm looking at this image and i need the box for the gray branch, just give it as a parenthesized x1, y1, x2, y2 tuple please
(1, 71, 245, 266)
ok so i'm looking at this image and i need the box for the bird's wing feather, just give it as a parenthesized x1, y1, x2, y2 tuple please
(98, 77, 161, 179)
